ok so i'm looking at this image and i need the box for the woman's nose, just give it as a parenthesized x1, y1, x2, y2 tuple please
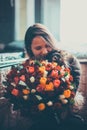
(42, 48, 48, 55)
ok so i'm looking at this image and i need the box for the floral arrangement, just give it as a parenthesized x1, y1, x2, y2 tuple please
(4, 59, 76, 116)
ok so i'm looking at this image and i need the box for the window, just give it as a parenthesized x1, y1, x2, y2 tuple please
(60, 0, 87, 48)
(41, 0, 60, 41)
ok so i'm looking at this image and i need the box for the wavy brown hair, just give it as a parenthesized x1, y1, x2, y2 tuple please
(24, 23, 58, 58)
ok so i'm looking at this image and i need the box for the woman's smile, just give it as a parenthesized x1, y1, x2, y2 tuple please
(31, 36, 52, 59)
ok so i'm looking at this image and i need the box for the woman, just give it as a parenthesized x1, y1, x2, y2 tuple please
(25, 23, 81, 89)
(23, 23, 85, 130)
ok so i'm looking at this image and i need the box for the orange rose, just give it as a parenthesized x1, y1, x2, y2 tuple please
(27, 66, 35, 73)
(38, 103, 46, 111)
(20, 75, 25, 81)
(53, 79, 60, 88)
(52, 62, 57, 67)
(65, 68, 70, 73)
(39, 66, 45, 73)
(50, 70, 58, 78)
(56, 65, 61, 71)
(11, 89, 19, 96)
(69, 75, 73, 81)
(40, 77, 47, 85)
(45, 82, 54, 91)
(36, 84, 45, 92)
(46, 63, 52, 71)
(22, 89, 30, 94)
(63, 89, 71, 98)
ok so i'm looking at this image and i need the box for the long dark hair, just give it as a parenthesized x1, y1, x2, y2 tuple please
(24, 23, 58, 58)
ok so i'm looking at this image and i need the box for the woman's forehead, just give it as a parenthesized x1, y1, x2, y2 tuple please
(32, 36, 47, 45)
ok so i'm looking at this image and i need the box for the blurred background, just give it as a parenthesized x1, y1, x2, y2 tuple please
(0, 0, 60, 52)
(0, 0, 87, 54)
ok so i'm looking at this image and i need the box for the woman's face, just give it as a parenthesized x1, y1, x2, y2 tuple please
(31, 36, 52, 59)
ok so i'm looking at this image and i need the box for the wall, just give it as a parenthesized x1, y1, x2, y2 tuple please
(79, 62, 87, 96)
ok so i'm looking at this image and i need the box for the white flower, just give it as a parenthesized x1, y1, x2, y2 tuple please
(19, 80, 27, 86)
(30, 76, 35, 83)
(35, 95, 42, 100)
(61, 65, 65, 70)
(11, 82, 16, 87)
(23, 95, 28, 100)
(59, 94, 65, 100)
(47, 101, 53, 106)
(59, 95, 68, 104)
(31, 89, 36, 93)
(69, 85, 74, 90)
(60, 69, 65, 75)
(61, 77, 65, 82)
(43, 70, 48, 77)
(62, 99, 68, 104)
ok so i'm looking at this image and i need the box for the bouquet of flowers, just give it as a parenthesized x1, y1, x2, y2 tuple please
(4, 59, 76, 117)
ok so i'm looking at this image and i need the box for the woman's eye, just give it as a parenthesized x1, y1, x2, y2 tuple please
(35, 46, 42, 50)
(46, 45, 51, 48)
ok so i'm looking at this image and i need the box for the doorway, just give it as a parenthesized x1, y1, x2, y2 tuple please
(0, 0, 15, 45)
